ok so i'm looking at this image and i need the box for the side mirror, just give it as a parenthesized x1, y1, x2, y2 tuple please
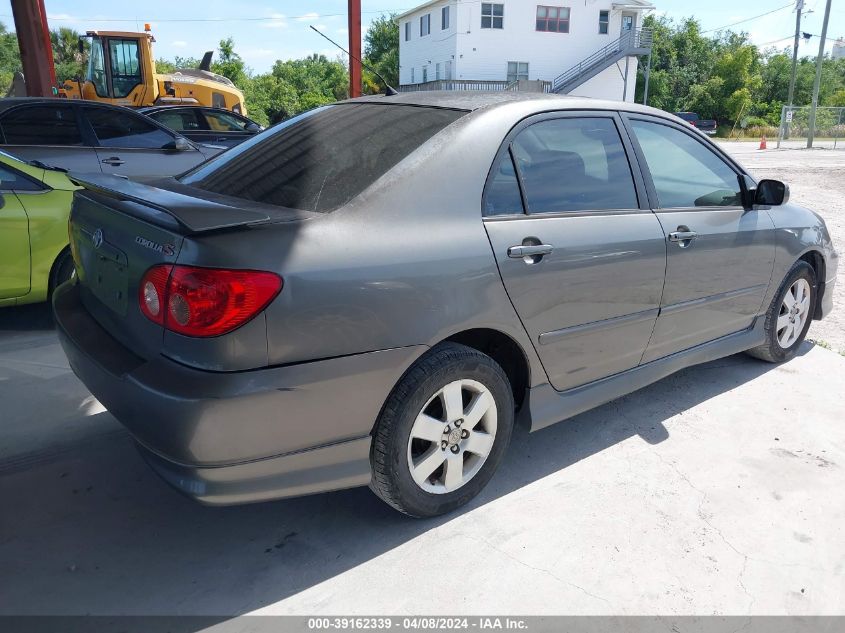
(163, 136, 191, 151)
(755, 179, 790, 206)
(245, 122, 262, 133)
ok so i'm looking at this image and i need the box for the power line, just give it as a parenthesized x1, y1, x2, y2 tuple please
(701, 3, 795, 34)
(0, 9, 412, 24)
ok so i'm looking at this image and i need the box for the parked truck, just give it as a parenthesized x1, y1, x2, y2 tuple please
(674, 112, 717, 136)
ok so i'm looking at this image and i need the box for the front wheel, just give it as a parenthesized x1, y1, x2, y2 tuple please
(370, 343, 514, 517)
(746, 260, 816, 363)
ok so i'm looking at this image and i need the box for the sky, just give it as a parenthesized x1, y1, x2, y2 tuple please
(0, 0, 842, 74)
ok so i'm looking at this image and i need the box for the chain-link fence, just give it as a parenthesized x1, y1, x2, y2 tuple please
(777, 106, 845, 149)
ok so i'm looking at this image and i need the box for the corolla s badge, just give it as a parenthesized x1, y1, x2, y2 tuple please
(91, 228, 104, 249)
(135, 235, 176, 257)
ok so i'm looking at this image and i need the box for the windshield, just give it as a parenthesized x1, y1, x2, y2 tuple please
(180, 103, 466, 213)
(86, 36, 109, 97)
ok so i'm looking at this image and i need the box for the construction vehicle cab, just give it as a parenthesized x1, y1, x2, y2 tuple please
(62, 29, 246, 114)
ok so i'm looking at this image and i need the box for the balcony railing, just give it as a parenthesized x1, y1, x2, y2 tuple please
(398, 79, 552, 93)
(552, 27, 653, 93)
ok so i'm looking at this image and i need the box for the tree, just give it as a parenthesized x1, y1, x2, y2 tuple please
(51, 27, 87, 82)
(364, 13, 399, 89)
(0, 22, 20, 94)
(212, 37, 249, 86)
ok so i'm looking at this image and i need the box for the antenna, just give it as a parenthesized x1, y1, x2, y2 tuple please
(309, 25, 398, 96)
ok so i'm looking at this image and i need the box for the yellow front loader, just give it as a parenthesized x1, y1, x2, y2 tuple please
(62, 27, 246, 114)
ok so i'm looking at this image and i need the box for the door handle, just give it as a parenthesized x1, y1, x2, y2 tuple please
(101, 157, 125, 166)
(668, 230, 698, 245)
(507, 244, 554, 258)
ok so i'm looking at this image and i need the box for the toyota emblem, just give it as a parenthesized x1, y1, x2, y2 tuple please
(92, 228, 104, 249)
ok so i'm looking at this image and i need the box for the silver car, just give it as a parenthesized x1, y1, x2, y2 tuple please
(53, 92, 838, 517)
(0, 98, 224, 177)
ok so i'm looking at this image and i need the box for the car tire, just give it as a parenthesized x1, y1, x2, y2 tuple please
(370, 343, 514, 518)
(49, 249, 75, 297)
(746, 260, 816, 363)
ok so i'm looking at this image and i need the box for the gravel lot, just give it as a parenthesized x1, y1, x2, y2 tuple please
(718, 141, 844, 353)
(0, 143, 842, 619)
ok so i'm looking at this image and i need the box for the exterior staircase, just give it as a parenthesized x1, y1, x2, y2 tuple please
(552, 28, 653, 94)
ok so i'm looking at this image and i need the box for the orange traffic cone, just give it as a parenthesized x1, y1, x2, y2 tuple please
(759, 136, 767, 150)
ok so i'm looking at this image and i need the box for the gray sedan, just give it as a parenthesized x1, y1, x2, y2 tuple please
(0, 98, 224, 177)
(53, 92, 838, 517)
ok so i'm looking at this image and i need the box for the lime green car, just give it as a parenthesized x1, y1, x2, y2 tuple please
(0, 150, 79, 307)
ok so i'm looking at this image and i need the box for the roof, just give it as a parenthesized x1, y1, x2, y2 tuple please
(612, 1, 655, 8)
(351, 90, 666, 117)
(397, 0, 446, 20)
(353, 91, 576, 111)
(398, 0, 654, 20)
(0, 97, 135, 114)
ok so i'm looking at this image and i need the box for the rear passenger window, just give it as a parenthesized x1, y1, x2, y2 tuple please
(485, 150, 524, 215)
(0, 105, 83, 146)
(0, 165, 43, 191)
(85, 107, 175, 149)
(510, 117, 638, 213)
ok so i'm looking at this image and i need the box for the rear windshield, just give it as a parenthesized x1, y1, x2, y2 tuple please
(180, 103, 466, 212)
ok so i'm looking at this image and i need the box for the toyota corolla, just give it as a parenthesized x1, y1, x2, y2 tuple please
(53, 93, 838, 517)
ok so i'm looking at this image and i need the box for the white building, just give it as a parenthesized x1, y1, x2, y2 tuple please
(397, 0, 654, 102)
(833, 38, 845, 61)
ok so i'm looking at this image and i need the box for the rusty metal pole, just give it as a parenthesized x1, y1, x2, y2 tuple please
(348, 0, 362, 97)
(11, 0, 57, 96)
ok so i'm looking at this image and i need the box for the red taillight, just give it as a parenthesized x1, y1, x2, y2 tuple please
(139, 265, 283, 337)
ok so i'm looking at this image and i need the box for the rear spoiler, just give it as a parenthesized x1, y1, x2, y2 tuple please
(67, 172, 277, 234)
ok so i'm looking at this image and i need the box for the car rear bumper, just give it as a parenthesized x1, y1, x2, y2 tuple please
(137, 435, 373, 506)
(53, 281, 426, 504)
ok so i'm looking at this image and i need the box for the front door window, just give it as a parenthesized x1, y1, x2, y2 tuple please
(86, 37, 109, 97)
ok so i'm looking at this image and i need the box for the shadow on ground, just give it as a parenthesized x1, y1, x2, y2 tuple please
(0, 302, 55, 332)
(0, 322, 802, 618)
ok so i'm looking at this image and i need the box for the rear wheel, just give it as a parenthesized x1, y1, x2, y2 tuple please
(370, 343, 514, 517)
(746, 261, 816, 363)
(49, 249, 75, 297)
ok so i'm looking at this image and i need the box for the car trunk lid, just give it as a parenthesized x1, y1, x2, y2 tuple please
(67, 173, 304, 362)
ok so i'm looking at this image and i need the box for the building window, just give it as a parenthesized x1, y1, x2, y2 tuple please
(599, 10, 610, 34)
(422, 66, 428, 82)
(411, 67, 415, 83)
(442, 6, 450, 30)
(481, 3, 504, 29)
(420, 13, 431, 36)
(405, 22, 411, 41)
(436, 62, 442, 80)
(507, 61, 529, 83)
(445, 60, 453, 80)
(536, 6, 570, 33)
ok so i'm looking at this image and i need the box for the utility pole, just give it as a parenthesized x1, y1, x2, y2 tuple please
(785, 0, 804, 138)
(807, 0, 832, 148)
(10, 0, 56, 97)
(348, 0, 362, 98)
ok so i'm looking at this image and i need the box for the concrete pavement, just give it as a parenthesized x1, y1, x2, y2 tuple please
(1, 302, 844, 616)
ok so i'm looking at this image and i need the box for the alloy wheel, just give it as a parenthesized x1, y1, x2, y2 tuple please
(776, 278, 811, 349)
(406, 379, 497, 494)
